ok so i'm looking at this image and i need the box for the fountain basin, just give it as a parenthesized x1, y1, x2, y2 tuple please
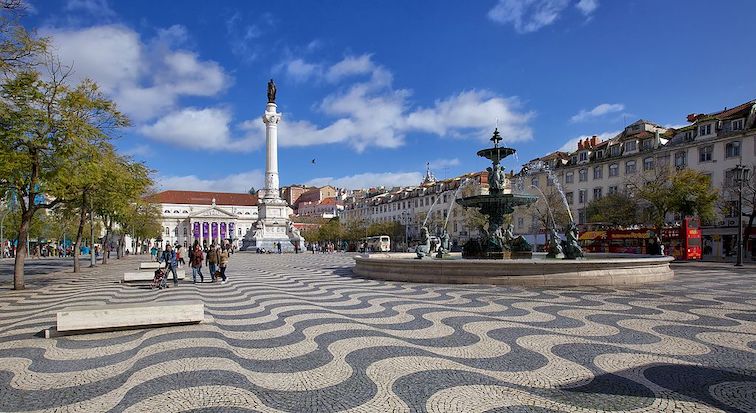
(352, 253, 674, 287)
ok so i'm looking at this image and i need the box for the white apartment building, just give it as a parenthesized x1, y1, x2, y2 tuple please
(513, 99, 756, 259)
(341, 169, 489, 249)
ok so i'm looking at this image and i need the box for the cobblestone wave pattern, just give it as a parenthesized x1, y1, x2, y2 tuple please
(0, 255, 754, 412)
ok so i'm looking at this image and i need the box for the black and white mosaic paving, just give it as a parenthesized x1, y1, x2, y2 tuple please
(0, 254, 754, 412)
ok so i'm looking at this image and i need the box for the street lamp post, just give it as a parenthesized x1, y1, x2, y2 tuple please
(735, 164, 750, 267)
(401, 211, 410, 251)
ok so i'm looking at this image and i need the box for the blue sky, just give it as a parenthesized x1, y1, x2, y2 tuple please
(23, 0, 756, 192)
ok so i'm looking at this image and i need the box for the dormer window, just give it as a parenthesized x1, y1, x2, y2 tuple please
(684, 131, 694, 141)
(699, 123, 712, 136)
(641, 139, 653, 150)
(732, 118, 745, 131)
(579, 151, 589, 162)
(596, 150, 604, 159)
(624, 141, 637, 152)
(570, 155, 578, 164)
(610, 145, 620, 156)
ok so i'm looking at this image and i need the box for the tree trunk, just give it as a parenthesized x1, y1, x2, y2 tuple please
(117, 233, 125, 259)
(13, 212, 31, 290)
(102, 217, 112, 264)
(73, 200, 87, 273)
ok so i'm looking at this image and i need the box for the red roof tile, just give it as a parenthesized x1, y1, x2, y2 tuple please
(148, 190, 258, 206)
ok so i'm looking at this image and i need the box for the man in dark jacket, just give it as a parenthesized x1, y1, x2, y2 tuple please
(159, 244, 179, 286)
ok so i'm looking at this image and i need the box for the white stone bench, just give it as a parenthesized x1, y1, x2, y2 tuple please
(139, 262, 161, 270)
(46, 300, 204, 337)
(123, 270, 186, 282)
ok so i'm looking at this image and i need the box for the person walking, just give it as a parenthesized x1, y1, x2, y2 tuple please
(159, 244, 179, 287)
(207, 243, 219, 281)
(218, 245, 230, 284)
(276, 242, 282, 254)
(191, 243, 204, 283)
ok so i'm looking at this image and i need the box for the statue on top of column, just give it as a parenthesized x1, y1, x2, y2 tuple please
(267, 79, 276, 103)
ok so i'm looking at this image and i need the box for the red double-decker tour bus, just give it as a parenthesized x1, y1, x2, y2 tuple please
(579, 216, 702, 260)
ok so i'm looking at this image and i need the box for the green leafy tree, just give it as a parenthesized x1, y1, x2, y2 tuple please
(627, 166, 718, 231)
(0, 63, 128, 289)
(585, 193, 641, 227)
(0, 1, 46, 74)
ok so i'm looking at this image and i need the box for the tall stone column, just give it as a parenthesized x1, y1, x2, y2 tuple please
(262, 103, 282, 200)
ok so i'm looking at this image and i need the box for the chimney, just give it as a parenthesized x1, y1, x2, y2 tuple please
(577, 139, 584, 150)
(590, 135, 598, 147)
(687, 113, 697, 123)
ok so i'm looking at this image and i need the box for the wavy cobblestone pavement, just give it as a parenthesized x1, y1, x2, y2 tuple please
(0, 254, 754, 412)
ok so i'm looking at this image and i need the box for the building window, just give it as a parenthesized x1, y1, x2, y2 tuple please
(165, 227, 170, 236)
(579, 169, 587, 182)
(684, 130, 694, 141)
(610, 145, 620, 156)
(609, 163, 619, 177)
(565, 172, 574, 183)
(570, 155, 578, 164)
(608, 185, 618, 195)
(531, 177, 539, 187)
(183, 228, 187, 236)
(698, 145, 713, 162)
(642, 139, 653, 150)
(593, 166, 603, 180)
(579, 151, 588, 162)
(674, 151, 687, 168)
(699, 123, 712, 136)
(565, 192, 573, 204)
(596, 150, 604, 159)
(643, 157, 655, 171)
(731, 118, 744, 131)
(517, 217, 524, 228)
(593, 187, 602, 200)
(625, 160, 637, 174)
(725, 141, 741, 158)
(578, 189, 586, 204)
(724, 169, 737, 187)
(578, 208, 586, 225)
(624, 141, 637, 152)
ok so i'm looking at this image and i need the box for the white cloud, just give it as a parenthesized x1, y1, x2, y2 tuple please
(488, 0, 570, 33)
(406, 90, 534, 141)
(428, 158, 460, 170)
(158, 170, 264, 193)
(139, 107, 232, 150)
(570, 103, 624, 122)
(42, 24, 231, 122)
(279, 58, 322, 82)
(325, 54, 375, 82)
(122, 144, 152, 158)
(557, 130, 618, 153)
(65, 0, 115, 18)
(306, 171, 423, 190)
(268, 55, 534, 153)
(575, 0, 599, 16)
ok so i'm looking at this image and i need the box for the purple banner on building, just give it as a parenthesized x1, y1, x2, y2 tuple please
(202, 222, 209, 239)
(211, 222, 218, 238)
(229, 223, 235, 239)
(193, 222, 200, 239)
(220, 223, 227, 239)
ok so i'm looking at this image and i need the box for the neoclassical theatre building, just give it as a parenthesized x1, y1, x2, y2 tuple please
(144, 190, 270, 249)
